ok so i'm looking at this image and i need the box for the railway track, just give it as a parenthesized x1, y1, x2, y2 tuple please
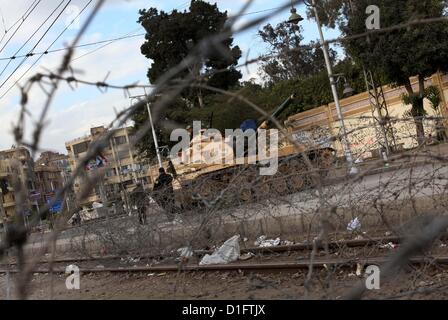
(2, 255, 448, 274)
(2, 234, 447, 274)
(3, 234, 402, 266)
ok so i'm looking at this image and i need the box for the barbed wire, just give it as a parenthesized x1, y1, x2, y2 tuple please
(2, 0, 448, 300)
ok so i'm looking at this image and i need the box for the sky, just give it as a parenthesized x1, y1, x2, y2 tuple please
(0, 0, 341, 155)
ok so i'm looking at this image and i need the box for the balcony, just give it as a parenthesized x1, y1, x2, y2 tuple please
(2, 200, 15, 208)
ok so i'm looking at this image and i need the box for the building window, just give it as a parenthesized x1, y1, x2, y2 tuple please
(73, 142, 89, 155)
(105, 168, 117, 178)
(120, 165, 130, 175)
(114, 136, 127, 146)
(117, 149, 131, 160)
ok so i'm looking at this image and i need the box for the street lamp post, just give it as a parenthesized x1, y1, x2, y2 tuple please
(130, 90, 163, 169)
(289, 0, 357, 173)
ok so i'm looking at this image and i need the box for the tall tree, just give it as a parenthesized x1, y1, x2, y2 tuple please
(138, 0, 242, 108)
(315, 0, 448, 144)
(258, 21, 336, 85)
(134, 1, 242, 160)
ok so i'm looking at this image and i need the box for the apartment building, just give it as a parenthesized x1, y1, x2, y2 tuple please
(34, 151, 74, 213)
(65, 126, 153, 207)
(0, 147, 36, 223)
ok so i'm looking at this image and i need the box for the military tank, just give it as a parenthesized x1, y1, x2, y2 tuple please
(150, 94, 336, 211)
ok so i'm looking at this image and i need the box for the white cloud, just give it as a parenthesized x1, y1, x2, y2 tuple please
(0, 0, 283, 154)
(0, 31, 148, 153)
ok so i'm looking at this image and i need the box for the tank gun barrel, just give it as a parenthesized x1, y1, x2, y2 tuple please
(258, 93, 296, 130)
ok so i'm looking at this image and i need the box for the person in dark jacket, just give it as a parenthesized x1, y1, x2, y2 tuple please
(153, 167, 176, 221)
(130, 183, 147, 225)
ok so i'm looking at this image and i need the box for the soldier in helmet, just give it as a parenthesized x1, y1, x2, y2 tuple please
(153, 167, 176, 221)
(130, 182, 147, 225)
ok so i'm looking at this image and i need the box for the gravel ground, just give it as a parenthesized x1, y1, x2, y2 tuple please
(2, 266, 448, 300)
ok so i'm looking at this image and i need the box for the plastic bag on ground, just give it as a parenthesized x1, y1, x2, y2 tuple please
(199, 235, 240, 266)
(177, 247, 193, 259)
(347, 217, 361, 231)
(379, 242, 398, 249)
(255, 235, 281, 247)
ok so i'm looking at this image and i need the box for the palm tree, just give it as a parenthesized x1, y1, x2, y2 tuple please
(402, 85, 447, 143)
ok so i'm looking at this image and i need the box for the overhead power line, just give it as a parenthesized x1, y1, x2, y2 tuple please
(234, 6, 284, 17)
(0, 0, 67, 79)
(175, 1, 190, 11)
(0, 0, 42, 53)
(0, 0, 93, 99)
(0, 32, 144, 62)
(0, 0, 73, 92)
(71, 29, 142, 62)
(0, 0, 39, 39)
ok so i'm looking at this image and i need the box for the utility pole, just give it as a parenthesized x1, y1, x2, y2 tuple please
(144, 88, 163, 169)
(110, 137, 131, 215)
(130, 91, 164, 169)
(310, 0, 356, 173)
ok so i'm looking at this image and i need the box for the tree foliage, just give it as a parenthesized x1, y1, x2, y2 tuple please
(316, 0, 448, 143)
(132, 0, 375, 162)
(262, 58, 367, 120)
(138, 0, 242, 106)
(134, 0, 243, 160)
(258, 21, 336, 84)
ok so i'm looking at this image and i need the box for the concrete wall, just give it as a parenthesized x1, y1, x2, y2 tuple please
(285, 73, 448, 159)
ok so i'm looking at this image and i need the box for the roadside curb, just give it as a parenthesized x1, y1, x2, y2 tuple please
(325, 160, 430, 186)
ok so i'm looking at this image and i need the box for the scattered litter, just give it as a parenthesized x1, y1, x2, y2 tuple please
(379, 242, 399, 249)
(347, 217, 361, 231)
(92, 202, 103, 209)
(121, 257, 141, 264)
(440, 243, 447, 248)
(147, 273, 156, 277)
(151, 259, 161, 265)
(282, 240, 294, 246)
(349, 167, 359, 175)
(348, 273, 356, 277)
(158, 273, 167, 277)
(239, 252, 255, 261)
(177, 247, 194, 259)
(418, 281, 428, 287)
(354, 235, 364, 240)
(243, 238, 248, 242)
(385, 231, 392, 237)
(255, 235, 281, 247)
(355, 263, 363, 276)
(200, 235, 240, 266)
